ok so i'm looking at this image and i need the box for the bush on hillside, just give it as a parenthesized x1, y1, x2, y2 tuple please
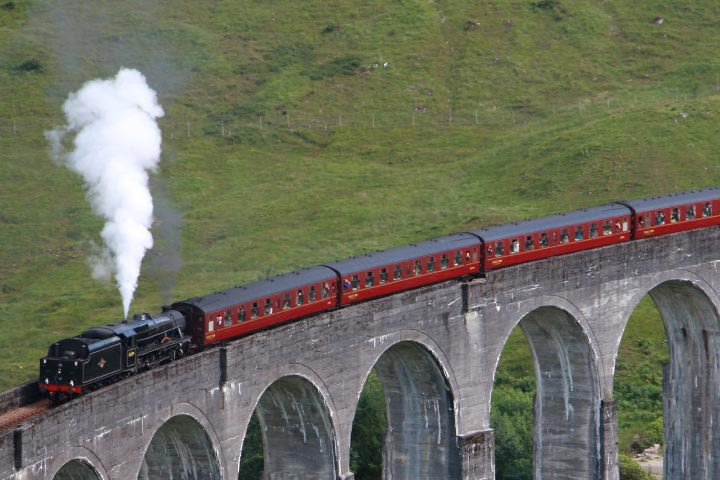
(619, 453, 653, 480)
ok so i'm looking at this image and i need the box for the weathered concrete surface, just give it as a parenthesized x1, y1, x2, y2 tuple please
(2, 227, 720, 479)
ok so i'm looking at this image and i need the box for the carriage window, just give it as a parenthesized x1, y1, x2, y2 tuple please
(283, 293, 291, 309)
(539, 233, 548, 247)
(224, 310, 232, 327)
(589, 223, 598, 238)
(645, 214, 651, 226)
(251, 302, 259, 319)
(321, 282, 330, 299)
(603, 221, 612, 235)
(560, 229, 569, 243)
(351, 274, 360, 290)
(671, 208, 679, 223)
(208, 319, 214, 332)
(574, 226, 584, 240)
(495, 241, 504, 256)
(638, 215, 645, 226)
(238, 306, 246, 322)
(441, 254, 449, 269)
(414, 260, 422, 275)
(552, 232, 557, 244)
(309, 286, 316, 302)
(394, 264, 402, 280)
(378, 268, 387, 284)
(297, 289, 304, 305)
(686, 205, 696, 220)
(510, 239, 520, 253)
(264, 299, 272, 315)
(454, 250, 462, 266)
(427, 257, 435, 272)
(365, 271, 374, 287)
(703, 202, 712, 217)
(655, 210, 665, 225)
(525, 236, 534, 250)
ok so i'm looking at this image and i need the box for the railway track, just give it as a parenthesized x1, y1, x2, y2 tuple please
(0, 399, 51, 432)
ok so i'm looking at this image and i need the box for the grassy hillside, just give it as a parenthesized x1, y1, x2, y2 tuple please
(1, 0, 719, 452)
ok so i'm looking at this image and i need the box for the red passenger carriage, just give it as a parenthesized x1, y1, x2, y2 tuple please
(172, 266, 338, 349)
(473, 204, 632, 270)
(623, 188, 720, 238)
(324, 233, 482, 306)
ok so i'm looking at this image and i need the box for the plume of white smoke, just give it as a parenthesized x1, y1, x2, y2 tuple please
(47, 68, 164, 318)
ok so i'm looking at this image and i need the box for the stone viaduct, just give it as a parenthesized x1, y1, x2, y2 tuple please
(2, 227, 720, 479)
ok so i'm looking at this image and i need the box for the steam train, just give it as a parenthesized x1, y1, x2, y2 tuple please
(39, 187, 720, 403)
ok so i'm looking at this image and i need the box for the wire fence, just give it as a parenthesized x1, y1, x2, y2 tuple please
(3, 80, 719, 141)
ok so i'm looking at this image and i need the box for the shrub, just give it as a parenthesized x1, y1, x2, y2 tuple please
(16, 58, 43, 73)
(619, 453, 653, 480)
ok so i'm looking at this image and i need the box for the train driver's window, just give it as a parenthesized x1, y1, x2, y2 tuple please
(671, 208, 679, 223)
(264, 299, 272, 315)
(454, 250, 462, 266)
(574, 226, 584, 240)
(351, 274, 360, 290)
(380, 268, 388, 283)
(540, 233, 548, 247)
(495, 241, 504, 256)
(655, 210, 665, 225)
(251, 303, 259, 319)
(560, 229, 569, 243)
(703, 202, 712, 217)
(589, 223, 598, 238)
(297, 289, 304, 305)
(394, 265, 403, 280)
(510, 239, 520, 253)
(283, 293, 291, 309)
(603, 220, 612, 235)
(365, 271, 374, 287)
(427, 257, 435, 272)
(414, 260, 422, 275)
(525, 236, 534, 250)
(309, 286, 316, 301)
(441, 254, 449, 269)
(686, 205, 696, 220)
(224, 310, 232, 327)
(238, 306, 246, 322)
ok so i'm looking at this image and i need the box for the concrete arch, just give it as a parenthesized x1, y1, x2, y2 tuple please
(252, 373, 337, 479)
(615, 272, 720, 479)
(46, 447, 107, 480)
(364, 339, 459, 479)
(138, 409, 222, 480)
(496, 304, 601, 479)
(361, 329, 461, 411)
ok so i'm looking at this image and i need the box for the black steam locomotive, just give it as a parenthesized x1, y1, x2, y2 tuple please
(39, 310, 190, 403)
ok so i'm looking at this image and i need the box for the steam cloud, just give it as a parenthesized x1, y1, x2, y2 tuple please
(47, 68, 164, 318)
